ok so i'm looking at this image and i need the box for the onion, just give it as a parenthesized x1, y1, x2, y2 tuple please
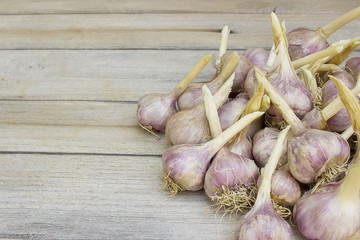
(235, 126, 294, 240)
(177, 52, 239, 110)
(287, 6, 360, 60)
(137, 55, 211, 131)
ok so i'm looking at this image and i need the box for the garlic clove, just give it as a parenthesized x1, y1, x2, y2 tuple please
(244, 47, 269, 67)
(346, 57, 360, 79)
(218, 94, 249, 131)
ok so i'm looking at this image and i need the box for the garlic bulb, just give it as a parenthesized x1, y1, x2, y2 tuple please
(165, 73, 234, 145)
(221, 52, 252, 93)
(252, 127, 287, 168)
(177, 52, 239, 110)
(322, 71, 356, 132)
(244, 47, 269, 67)
(162, 112, 264, 193)
(346, 57, 360, 78)
(218, 93, 249, 131)
(287, 6, 360, 60)
(235, 126, 293, 240)
(137, 55, 211, 131)
(255, 68, 350, 185)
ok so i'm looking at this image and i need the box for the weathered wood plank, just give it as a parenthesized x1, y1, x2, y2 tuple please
(1, 50, 360, 102)
(0, 154, 304, 239)
(0, 13, 358, 49)
(0, 0, 357, 14)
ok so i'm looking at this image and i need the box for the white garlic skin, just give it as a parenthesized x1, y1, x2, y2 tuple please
(137, 93, 176, 131)
(294, 183, 360, 240)
(235, 201, 294, 240)
(244, 48, 269, 67)
(228, 136, 253, 160)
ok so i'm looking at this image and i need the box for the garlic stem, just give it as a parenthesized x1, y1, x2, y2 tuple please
(292, 45, 344, 69)
(256, 126, 291, 202)
(318, 64, 342, 72)
(172, 54, 212, 97)
(213, 72, 235, 108)
(271, 12, 284, 46)
(266, 43, 276, 67)
(328, 37, 360, 65)
(255, 68, 306, 136)
(203, 85, 222, 138)
(331, 75, 360, 162)
(218, 25, 230, 60)
(301, 68, 321, 106)
(206, 111, 264, 155)
(338, 164, 360, 203)
(341, 126, 354, 140)
(319, 6, 360, 39)
(321, 85, 360, 121)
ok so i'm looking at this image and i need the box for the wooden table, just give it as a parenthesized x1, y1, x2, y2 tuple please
(1, 1, 359, 239)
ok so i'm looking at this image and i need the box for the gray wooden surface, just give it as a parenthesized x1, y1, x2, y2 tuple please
(1, 1, 359, 239)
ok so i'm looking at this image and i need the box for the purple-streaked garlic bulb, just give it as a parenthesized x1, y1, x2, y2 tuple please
(137, 55, 211, 131)
(202, 85, 260, 198)
(294, 73, 360, 239)
(256, 68, 350, 185)
(244, 47, 269, 67)
(287, 6, 360, 60)
(257, 166, 301, 206)
(204, 147, 259, 197)
(346, 57, 360, 78)
(218, 93, 249, 131)
(244, 65, 270, 96)
(252, 127, 287, 168)
(294, 177, 360, 240)
(162, 112, 264, 193)
(177, 52, 239, 110)
(165, 74, 234, 145)
(322, 71, 356, 132)
(235, 126, 294, 240)
(266, 39, 313, 120)
(221, 52, 251, 93)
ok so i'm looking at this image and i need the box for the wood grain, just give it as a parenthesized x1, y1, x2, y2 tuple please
(0, 50, 359, 102)
(0, 0, 357, 14)
(0, 13, 358, 49)
(0, 154, 303, 240)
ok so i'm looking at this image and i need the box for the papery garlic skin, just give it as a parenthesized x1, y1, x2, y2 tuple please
(218, 94, 249, 131)
(301, 108, 327, 130)
(258, 169, 301, 206)
(204, 147, 259, 197)
(322, 71, 356, 132)
(222, 52, 252, 93)
(267, 69, 313, 120)
(162, 144, 212, 191)
(244, 65, 270, 96)
(288, 129, 349, 184)
(177, 82, 215, 111)
(137, 93, 176, 131)
(228, 136, 253, 160)
(244, 48, 269, 67)
(252, 128, 287, 168)
(287, 28, 329, 61)
(294, 182, 360, 240)
(165, 106, 210, 145)
(235, 201, 294, 240)
(346, 57, 360, 78)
